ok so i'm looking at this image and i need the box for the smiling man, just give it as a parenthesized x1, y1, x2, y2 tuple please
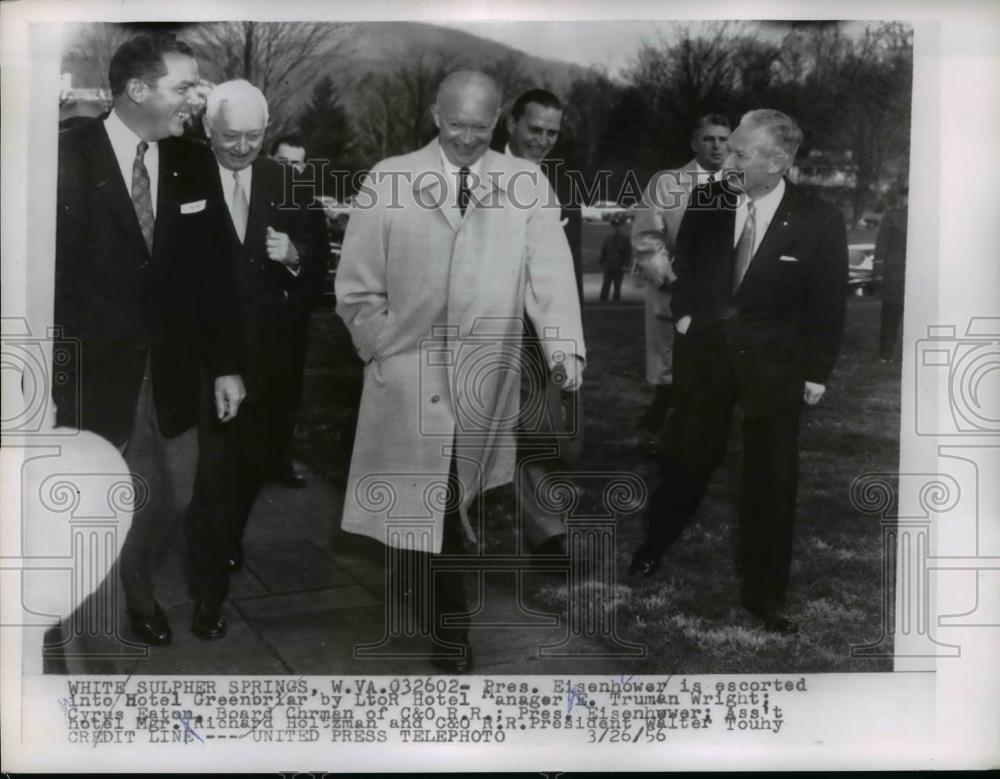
(502, 88, 584, 561)
(335, 70, 585, 673)
(181, 80, 328, 640)
(629, 109, 848, 636)
(54, 33, 245, 646)
(506, 88, 563, 164)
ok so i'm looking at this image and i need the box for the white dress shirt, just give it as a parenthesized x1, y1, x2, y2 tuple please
(104, 109, 159, 215)
(733, 178, 786, 254)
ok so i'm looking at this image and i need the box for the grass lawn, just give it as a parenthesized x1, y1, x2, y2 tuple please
(297, 292, 899, 673)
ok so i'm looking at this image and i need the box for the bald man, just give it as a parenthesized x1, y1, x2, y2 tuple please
(336, 71, 585, 673)
(183, 80, 328, 639)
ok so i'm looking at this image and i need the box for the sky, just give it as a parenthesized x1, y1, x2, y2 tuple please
(438, 19, 800, 77)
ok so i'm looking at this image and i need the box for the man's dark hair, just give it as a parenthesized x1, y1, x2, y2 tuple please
(691, 113, 732, 137)
(510, 88, 563, 121)
(108, 32, 195, 98)
(270, 133, 306, 156)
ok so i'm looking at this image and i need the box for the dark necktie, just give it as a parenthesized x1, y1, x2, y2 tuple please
(458, 166, 471, 216)
(733, 200, 757, 293)
(131, 140, 154, 254)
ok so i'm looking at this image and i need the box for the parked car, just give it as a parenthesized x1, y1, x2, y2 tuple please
(847, 242, 878, 296)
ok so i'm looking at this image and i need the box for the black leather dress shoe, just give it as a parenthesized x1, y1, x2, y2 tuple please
(743, 602, 799, 635)
(128, 601, 172, 646)
(431, 638, 474, 674)
(191, 602, 228, 640)
(225, 548, 244, 574)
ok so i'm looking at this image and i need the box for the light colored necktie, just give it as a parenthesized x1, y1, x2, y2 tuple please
(131, 140, 154, 254)
(231, 170, 249, 243)
(733, 200, 756, 292)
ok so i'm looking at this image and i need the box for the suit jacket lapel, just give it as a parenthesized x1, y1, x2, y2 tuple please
(83, 121, 149, 256)
(153, 140, 180, 260)
(245, 159, 270, 251)
(752, 181, 799, 263)
(738, 181, 799, 290)
(414, 140, 461, 232)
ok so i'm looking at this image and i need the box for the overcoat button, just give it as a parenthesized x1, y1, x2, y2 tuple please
(430, 395, 440, 403)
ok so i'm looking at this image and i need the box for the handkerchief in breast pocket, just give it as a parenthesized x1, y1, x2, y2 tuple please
(778, 254, 800, 262)
(180, 199, 207, 214)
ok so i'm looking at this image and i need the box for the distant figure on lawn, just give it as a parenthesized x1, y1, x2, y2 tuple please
(599, 213, 632, 302)
(629, 109, 848, 636)
(874, 187, 908, 362)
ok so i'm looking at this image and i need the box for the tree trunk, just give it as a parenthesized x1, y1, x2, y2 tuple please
(242, 22, 255, 81)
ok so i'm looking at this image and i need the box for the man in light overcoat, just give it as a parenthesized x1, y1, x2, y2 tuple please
(335, 70, 585, 672)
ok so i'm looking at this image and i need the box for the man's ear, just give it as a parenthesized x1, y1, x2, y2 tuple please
(506, 115, 517, 137)
(430, 103, 441, 129)
(125, 78, 148, 105)
(202, 114, 212, 139)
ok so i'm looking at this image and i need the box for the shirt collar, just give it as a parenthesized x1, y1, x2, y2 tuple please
(218, 161, 253, 189)
(438, 145, 485, 182)
(747, 177, 786, 215)
(105, 108, 157, 159)
(693, 161, 722, 185)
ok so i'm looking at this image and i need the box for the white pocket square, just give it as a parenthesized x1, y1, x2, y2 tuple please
(778, 254, 800, 262)
(180, 199, 206, 214)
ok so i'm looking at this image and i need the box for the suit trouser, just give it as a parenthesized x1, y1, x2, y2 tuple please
(390, 453, 469, 644)
(119, 369, 198, 616)
(600, 271, 624, 301)
(185, 386, 285, 607)
(516, 340, 583, 550)
(274, 313, 311, 470)
(644, 327, 801, 611)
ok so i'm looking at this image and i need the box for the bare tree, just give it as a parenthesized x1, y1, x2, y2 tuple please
(186, 21, 353, 136)
(352, 45, 462, 164)
(484, 51, 532, 108)
(60, 22, 133, 92)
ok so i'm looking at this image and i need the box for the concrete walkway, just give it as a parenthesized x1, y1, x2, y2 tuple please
(46, 467, 647, 676)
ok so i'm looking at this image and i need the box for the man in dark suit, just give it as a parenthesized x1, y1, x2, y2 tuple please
(54, 32, 245, 646)
(267, 133, 330, 488)
(183, 81, 328, 639)
(502, 88, 584, 557)
(629, 109, 848, 635)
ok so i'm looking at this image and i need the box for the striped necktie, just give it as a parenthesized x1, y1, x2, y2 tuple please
(131, 140, 154, 254)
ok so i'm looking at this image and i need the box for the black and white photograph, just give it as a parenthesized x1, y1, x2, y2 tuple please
(1, 0, 997, 772)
